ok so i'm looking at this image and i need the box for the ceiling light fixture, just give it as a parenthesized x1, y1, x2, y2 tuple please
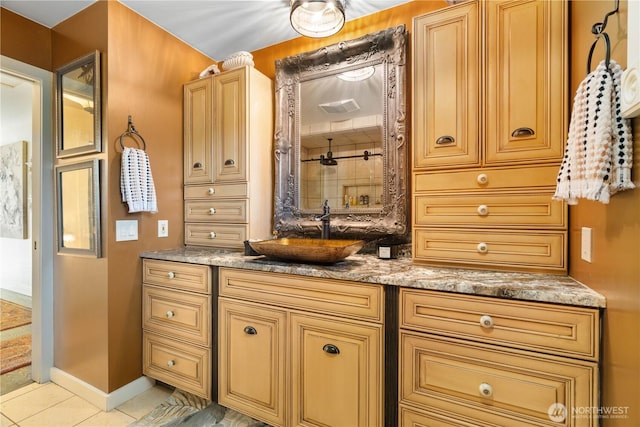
(290, 0, 345, 38)
(337, 66, 375, 82)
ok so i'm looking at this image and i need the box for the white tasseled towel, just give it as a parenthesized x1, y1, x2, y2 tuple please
(120, 147, 158, 213)
(553, 59, 635, 204)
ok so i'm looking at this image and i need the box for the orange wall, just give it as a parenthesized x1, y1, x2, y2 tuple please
(51, 0, 110, 392)
(0, 8, 52, 71)
(104, 1, 211, 391)
(569, 1, 640, 425)
(49, 0, 211, 392)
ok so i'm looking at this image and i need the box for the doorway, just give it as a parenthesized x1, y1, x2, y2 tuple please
(0, 56, 54, 394)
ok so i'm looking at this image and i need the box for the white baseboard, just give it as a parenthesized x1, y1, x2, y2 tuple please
(50, 368, 156, 411)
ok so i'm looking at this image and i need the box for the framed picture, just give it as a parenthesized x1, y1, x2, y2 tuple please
(0, 140, 28, 239)
(56, 50, 101, 158)
(56, 159, 101, 257)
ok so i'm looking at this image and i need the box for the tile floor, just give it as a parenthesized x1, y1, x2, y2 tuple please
(0, 381, 173, 427)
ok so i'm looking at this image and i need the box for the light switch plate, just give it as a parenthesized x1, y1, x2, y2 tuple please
(116, 220, 138, 242)
(581, 227, 592, 263)
(158, 220, 169, 238)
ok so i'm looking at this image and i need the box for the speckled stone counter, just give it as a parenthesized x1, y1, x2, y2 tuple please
(140, 247, 606, 308)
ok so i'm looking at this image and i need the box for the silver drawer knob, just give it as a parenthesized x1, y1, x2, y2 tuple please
(209, 232, 216, 239)
(479, 315, 494, 329)
(477, 173, 488, 185)
(209, 208, 216, 215)
(167, 271, 175, 279)
(477, 205, 489, 216)
(166, 310, 175, 318)
(479, 382, 493, 397)
(477, 242, 488, 254)
(207, 187, 215, 195)
(166, 360, 175, 367)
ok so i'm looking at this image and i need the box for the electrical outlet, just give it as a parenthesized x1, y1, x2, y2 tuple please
(581, 227, 592, 263)
(158, 220, 169, 238)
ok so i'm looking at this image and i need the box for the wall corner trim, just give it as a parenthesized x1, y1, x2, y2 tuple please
(49, 368, 155, 411)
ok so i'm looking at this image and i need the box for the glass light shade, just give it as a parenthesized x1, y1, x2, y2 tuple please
(290, 0, 345, 38)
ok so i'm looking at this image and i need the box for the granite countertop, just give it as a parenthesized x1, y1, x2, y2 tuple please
(140, 247, 606, 308)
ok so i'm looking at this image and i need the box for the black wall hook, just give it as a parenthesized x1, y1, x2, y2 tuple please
(586, 0, 619, 73)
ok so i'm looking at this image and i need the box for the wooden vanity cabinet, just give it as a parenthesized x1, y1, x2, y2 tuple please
(183, 66, 273, 249)
(399, 288, 600, 426)
(412, 0, 568, 273)
(142, 259, 213, 399)
(218, 267, 384, 427)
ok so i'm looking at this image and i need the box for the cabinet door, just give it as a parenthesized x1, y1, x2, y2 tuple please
(218, 298, 287, 427)
(484, 0, 566, 164)
(213, 68, 247, 183)
(413, 2, 479, 169)
(184, 78, 213, 183)
(290, 313, 382, 427)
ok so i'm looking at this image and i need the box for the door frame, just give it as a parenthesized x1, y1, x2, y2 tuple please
(1, 55, 54, 383)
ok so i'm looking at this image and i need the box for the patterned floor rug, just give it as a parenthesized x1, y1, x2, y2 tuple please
(0, 334, 32, 375)
(0, 299, 32, 331)
(131, 388, 270, 427)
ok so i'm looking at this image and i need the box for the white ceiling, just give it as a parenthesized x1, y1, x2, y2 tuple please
(1, 0, 411, 60)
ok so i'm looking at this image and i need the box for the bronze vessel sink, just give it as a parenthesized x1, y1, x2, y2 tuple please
(249, 238, 365, 264)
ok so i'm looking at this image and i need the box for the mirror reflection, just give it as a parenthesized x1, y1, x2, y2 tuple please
(299, 64, 383, 211)
(61, 64, 95, 150)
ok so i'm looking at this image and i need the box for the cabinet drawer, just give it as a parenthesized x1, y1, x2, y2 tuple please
(143, 285, 211, 346)
(413, 228, 565, 271)
(219, 268, 383, 322)
(400, 405, 491, 427)
(185, 199, 247, 223)
(400, 332, 598, 427)
(414, 192, 565, 228)
(184, 183, 247, 199)
(143, 332, 211, 400)
(400, 289, 599, 360)
(185, 223, 246, 249)
(143, 259, 211, 293)
(414, 165, 559, 193)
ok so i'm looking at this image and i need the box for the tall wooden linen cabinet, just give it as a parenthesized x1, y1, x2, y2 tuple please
(412, 0, 568, 272)
(183, 66, 273, 249)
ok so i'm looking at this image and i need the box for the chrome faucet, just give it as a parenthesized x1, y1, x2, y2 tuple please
(315, 200, 331, 239)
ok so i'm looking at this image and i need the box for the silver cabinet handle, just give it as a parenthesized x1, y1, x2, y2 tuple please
(209, 232, 216, 239)
(167, 271, 175, 279)
(209, 208, 216, 215)
(479, 315, 494, 329)
(477, 205, 489, 216)
(166, 360, 175, 367)
(511, 127, 535, 137)
(166, 310, 175, 318)
(479, 382, 493, 397)
(207, 187, 215, 195)
(435, 135, 455, 145)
